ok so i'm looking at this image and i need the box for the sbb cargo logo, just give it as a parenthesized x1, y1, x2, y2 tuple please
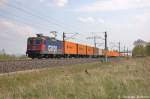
(48, 45, 57, 53)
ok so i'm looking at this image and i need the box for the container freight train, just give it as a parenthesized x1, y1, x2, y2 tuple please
(26, 34, 121, 59)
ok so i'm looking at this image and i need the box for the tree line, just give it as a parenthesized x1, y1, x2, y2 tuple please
(132, 42, 150, 57)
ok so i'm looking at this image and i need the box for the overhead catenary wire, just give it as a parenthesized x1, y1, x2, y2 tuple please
(1, 0, 79, 32)
(0, 10, 55, 31)
(0, 0, 112, 48)
(3, 4, 66, 31)
(14, 0, 82, 32)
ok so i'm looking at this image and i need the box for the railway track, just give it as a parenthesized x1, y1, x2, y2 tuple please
(0, 58, 101, 74)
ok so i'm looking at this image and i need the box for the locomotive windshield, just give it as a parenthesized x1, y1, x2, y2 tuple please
(27, 38, 42, 45)
(35, 39, 41, 45)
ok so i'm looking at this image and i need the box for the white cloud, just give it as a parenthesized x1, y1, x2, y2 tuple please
(0, 19, 36, 54)
(40, 0, 69, 7)
(78, 17, 95, 23)
(56, 0, 68, 7)
(76, 0, 150, 12)
(78, 17, 105, 24)
(107, 11, 150, 48)
(133, 12, 150, 40)
(0, 19, 35, 37)
(134, 12, 150, 24)
(98, 18, 105, 23)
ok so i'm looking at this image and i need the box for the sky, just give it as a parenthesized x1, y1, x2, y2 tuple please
(0, 0, 150, 54)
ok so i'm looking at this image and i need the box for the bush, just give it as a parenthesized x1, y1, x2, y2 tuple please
(0, 54, 28, 60)
(18, 55, 28, 59)
(0, 54, 16, 60)
(145, 43, 150, 56)
(132, 45, 146, 57)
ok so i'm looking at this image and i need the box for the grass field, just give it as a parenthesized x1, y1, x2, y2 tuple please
(0, 54, 29, 61)
(0, 58, 150, 99)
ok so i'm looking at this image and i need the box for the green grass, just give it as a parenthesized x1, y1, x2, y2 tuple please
(0, 58, 150, 99)
(0, 54, 29, 61)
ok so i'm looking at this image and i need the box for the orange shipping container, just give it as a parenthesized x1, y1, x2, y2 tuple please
(77, 44, 86, 55)
(115, 52, 120, 56)
(93, 48, 99, 55)
(106, 51, 111, 57)
(86, 46, 94, 55)
(110, 51, 113, 56)
(106, 51, 109, 56)
(64, 41, 77, 55)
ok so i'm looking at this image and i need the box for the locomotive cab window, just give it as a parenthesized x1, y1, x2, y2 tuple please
(35, 39, 41, 45)
(28, 39, 33, 45)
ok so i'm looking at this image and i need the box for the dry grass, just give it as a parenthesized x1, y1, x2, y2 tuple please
(0, 58, 150, 99)
(0, 54, 29, 61)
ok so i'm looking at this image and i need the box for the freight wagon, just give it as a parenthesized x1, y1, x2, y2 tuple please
(77, 44, 87, 57)
(26, 34, 120, 59)
(64, 41, 77, 57)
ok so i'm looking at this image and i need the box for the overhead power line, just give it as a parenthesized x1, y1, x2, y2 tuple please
(86, 32, 105, 48)
(0, 10, 54, 31)
(1, 0, 80, 32)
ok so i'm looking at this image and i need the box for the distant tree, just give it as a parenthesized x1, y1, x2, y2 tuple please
(133, 39, 147, 47)
(132, 45, 146, 57)
(145, 43, 150, 56)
